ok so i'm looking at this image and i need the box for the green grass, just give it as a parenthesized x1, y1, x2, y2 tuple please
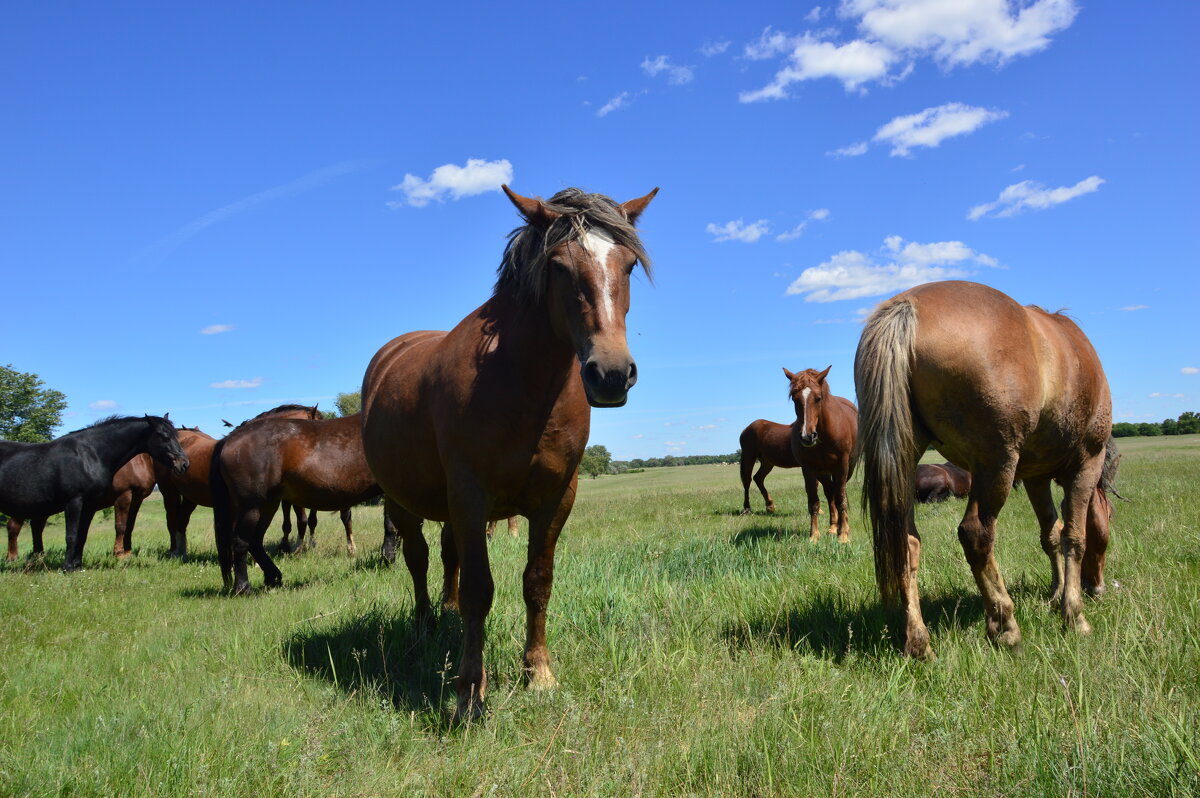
(1, 436, 1197, 796)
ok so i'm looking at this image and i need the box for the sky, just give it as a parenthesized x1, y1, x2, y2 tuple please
(3, 1, 1197, 460)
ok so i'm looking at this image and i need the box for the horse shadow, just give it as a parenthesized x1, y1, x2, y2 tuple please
(177, 575, 324, 599)
(722, 590, 986, 664)
(282, 606, 464, 728)
(730, 525, 806, 547)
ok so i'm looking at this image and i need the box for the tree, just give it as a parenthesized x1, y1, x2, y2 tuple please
(0, 364, 67, 442)
(335, 391, 361, 417)
(579, 444, 612, 478)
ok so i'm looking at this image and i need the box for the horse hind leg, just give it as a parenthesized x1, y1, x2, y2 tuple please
(6, 517, 22, 561)
(440, 522, 460, 613)
(1081, 486, 1111, 597)
(278, 501, 294, 553)
(112, 493, 135, 559)
(754, 463, 776, 513)
(957, 466, 1021, 650)
(507, 516, 519, 537)
(819, 475, 840, 539)
(1026, 478, 1064, 605)
(340, 508, 355, 557)
(1059, 458, 1106, 632)
(385, 500, 432, 624)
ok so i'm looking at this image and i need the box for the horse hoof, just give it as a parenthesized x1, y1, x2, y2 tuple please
(739, 508, 751, 516)
(346, 545, 358, 558)
(232, 583, 254, 596)
(451, 697, 487, 726)
(525, 666, 558, 691)
(904, 630, 935, 661)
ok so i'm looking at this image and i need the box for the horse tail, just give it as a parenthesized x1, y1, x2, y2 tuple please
(1099, 434, 1126, 504)
(854, 298, 920, 604)
(209, 437, 234, 589)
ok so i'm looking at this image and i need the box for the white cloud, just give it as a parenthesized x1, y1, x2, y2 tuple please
(828, 141, 869, 158)
(200, 324, 234, 335)
(706, 218, 770, 243)
(741, 34, 897, 99)
(849, 0, 1079, 67)
(968, 175, 1104, 220)
(1149, 392, 1185, 399)
(89, 400, 117, 411)
(1120, 305, 1148, 312)
(1183, 367, 1199, 375)
(596, 92, 631, 117)
(777, 208, 832, 241)
(873, 102, 1008, 156)
(389, 158, 513, 208)
(641, 55, 695, 85)
(210, 377, 265, 389)
(665, 440, 687, 448)
(632, 433, 646, 439)
(744, 27, 798, 60)
(695, 424, 718, 430)
(787, 235, 998, 302)
(806, 6, 825, 23)
(701, 40, 732, 57)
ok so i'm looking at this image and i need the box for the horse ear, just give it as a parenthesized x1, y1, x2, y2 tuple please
(782, 367, 796, 381)
(502, 185, 560, 229)
(620, 188, 659, 225)
(163, 412, 170, 421)
(817, 365, 832, 383)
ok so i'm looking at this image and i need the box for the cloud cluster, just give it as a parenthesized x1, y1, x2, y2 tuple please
(787, 235, 997, 302)
(641, 55, 694, 85)
(89, 400, 117, 411)
(389, 158, 513, 208)
(596, 92, 631, 117)
(777, 208, 831, 241)
(200, 324, 234, 335)
(968, 175, 1104, 219)
(706, 219, 771, 243)
(210, 377, 265, 389)
(1183, 367, 1199, 375)
(742, 0, 1078, 99)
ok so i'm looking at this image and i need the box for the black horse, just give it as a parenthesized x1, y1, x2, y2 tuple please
(0, 415, 189, 570)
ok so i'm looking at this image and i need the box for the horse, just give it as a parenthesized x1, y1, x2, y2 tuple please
(738, 419, 799, 514)
(212, 412, 378, 591)
(6, 453, 156, 561)
(0, 415, 188, 571)
(290, 508, 355, 554)
(915, 462, 972, 503)
(783, 367, 858, 543)
(157, 405, 321, 558)
(360, 184, 656, 719)
(854, 280, 1114, 659)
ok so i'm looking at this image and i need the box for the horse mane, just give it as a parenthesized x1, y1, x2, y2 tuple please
(70, 414, 159, 435)
(494, 187, 652, 302)
(247, 404, 315, 421)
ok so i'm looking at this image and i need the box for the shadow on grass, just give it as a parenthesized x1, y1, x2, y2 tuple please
(722, 589, 986, 664)
(730, 524, 806, 547)
(177, 575, 324, 599)
(282, 606, 463, 729)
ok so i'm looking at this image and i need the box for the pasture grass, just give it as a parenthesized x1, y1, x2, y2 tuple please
(1, 435, 1197, 796)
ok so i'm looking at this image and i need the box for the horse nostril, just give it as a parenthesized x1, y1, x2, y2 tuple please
(626, 361, 638, 388)
(582, 360, 602, 387)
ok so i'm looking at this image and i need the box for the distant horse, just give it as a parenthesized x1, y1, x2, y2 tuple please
(738, 419, 799, 514)
(6, 453, 156, 561)
(855, 280, 1114, 659)
(915, 462, 972, 503)
(0, 416, 188, 571)
(783, 367, 858, 543)
(486, 517, 520, 539)
(290, 508, 355, 554)
(212, 413, 378, 591)
(361, 184, 656, 719)
(158, 406, 321, 558)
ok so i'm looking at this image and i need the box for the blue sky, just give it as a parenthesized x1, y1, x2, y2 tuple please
(3, 1, 1197, 460)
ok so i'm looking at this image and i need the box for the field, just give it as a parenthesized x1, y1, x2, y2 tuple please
(1, 436, 1197, 796)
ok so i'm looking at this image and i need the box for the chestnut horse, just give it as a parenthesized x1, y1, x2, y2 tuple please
(855, 280, 1114, 659)
(212, 413, 378, 591)
(783, 367, 858, 543)
(915, 462, 972, 503)
(6, 453, 156, 561)
(738, 419, 799, 514)
(361, 184, 656, 719)
(157, 406, 321, 558)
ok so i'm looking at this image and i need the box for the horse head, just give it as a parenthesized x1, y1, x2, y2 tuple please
(145, 414, 190, 474)
(784, 365, 832, 447)
(501, 185, 657, 408)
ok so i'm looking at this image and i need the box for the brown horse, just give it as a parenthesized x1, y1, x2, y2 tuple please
(6, 453, 156, 561)
(855, 280, 1114, 659)
(738, 419, 799, 514)
(212, 413, 378, 591)
(361, 184, 656, 719)
(783, 366, 858, 543)
(915, 462, 972, 503)
(157, 406, 321, 558)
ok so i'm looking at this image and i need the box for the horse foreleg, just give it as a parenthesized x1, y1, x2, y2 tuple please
(341, 508, 355, 557)
(958, 468, 1021, 650)
(440, 523, 459, 613)
(385, 500, 432, 624)
(446, 486, 493, 722)
(30, 517, 45, 558)
(1059, 457, 1105, 633)
(1081, 486, 1111, 597)
(63, 498, 97, 573)
(279, 501, 295, 553)
(522, 476, 575, 692)
(302, 508, 318, 552)
(6, 517, 22, 561)
(173, 500, 196, 560)
(819, 475, 839, 538)
(112, 493, 133, 558)
(803, 469, 821, 542)
(1026, 478, 1063, 604)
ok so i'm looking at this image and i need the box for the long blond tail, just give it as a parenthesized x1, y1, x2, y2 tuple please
(854, 299, 919, 603)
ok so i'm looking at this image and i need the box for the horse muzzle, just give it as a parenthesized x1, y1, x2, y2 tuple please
(581, 357, 637, 408)
(172, 455, 191, 475)
(797, 433, 819, 448)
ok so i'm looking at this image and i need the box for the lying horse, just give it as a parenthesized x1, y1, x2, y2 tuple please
(855, 280, 1113, 659)
(784, 366, 858, 543)
(915, 462, 972, 503)
(361, 184, 656, 719)
(738, 419, 799, 514)
(6, 453, 156, 561)
(0, 415, 188, 570)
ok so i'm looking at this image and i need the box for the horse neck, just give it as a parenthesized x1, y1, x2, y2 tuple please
(82, 420, 153, 471)
(484, 289, 578, 388)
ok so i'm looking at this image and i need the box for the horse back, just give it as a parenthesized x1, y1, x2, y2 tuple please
(740, 419, 796, 467)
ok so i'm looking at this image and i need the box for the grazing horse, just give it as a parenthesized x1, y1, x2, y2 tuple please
(0, 416, 188, 571)
(6, 453, 157, 561)
(738, 419, 799, 514)
(783, 367, 858, 543)
(212, 413, 378, 591)
(915, 462, 972, 503)
(855, 280, 1114, 659)
(157, 406, 321, 558)
(361, 184, 656, 719)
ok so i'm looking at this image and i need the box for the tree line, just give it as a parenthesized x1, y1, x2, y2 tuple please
(1111, 411, 1199, 438)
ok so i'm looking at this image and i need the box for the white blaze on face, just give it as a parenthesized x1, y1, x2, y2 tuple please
(582, 230, 617, 324)
(801, 387, 812, 435)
